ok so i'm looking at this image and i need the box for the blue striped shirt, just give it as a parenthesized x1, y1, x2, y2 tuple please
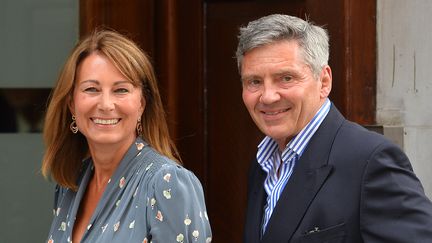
(257, 99, 331, 235)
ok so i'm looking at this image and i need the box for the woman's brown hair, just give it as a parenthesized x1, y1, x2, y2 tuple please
(42, 30, 180, 191)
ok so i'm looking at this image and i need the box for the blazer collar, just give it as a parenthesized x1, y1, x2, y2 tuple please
(261, 106, 345, 243)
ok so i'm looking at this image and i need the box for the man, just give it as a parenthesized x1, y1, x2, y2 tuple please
(237, 14, 432, 242)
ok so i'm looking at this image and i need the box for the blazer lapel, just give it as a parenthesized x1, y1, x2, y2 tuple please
(261, 106, 344, 243)
(244, 161, 267, 243)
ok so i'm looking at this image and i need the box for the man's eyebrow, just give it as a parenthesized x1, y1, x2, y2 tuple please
(241, 74, 261, 81)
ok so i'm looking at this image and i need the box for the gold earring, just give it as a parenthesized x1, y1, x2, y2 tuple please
(136, 118, 142, 135)
(70, 115, 78, 134)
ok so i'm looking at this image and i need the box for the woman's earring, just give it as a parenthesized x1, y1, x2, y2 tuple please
(136, 117, 142, 135)
(70, 115, 78, 134)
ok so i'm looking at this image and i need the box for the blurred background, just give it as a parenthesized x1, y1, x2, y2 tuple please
(1, 0, 431, 242)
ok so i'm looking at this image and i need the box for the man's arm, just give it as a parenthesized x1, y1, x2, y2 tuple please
(360, 141, 432, 242)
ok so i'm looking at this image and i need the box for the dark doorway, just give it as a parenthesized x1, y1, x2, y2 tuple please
(80, 0, 376, 241)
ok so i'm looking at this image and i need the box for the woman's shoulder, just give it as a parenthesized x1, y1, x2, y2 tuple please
(138, 144, 183, 171)
(136, 145, 170, 167)
(136, 144, 200, 183)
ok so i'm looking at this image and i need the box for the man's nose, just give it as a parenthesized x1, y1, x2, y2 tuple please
(260, 82, 280, 104)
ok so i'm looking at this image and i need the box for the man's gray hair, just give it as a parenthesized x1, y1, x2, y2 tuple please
(236, 14, 329, 77)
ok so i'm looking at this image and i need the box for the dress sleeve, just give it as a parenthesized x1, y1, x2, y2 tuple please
(360, 142, 432, 242)
(146, 164, 212, 243)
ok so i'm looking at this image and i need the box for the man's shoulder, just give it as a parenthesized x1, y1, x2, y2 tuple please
(340, 119, 389, 144)
(326, 105, 390, 147)
(328, 119, 401, 163)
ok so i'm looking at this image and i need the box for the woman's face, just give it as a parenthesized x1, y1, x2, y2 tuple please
(70, 52, 144, 148)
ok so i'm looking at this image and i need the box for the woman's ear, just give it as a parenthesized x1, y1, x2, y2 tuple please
(320, 65, 332, 98)
(140, 96, 146, 115)
(68, 95, 75, 115)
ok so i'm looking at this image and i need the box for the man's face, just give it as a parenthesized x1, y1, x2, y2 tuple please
(241, 40, 331, 150)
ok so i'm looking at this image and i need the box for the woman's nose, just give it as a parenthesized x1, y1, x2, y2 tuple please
(98, 92, 115, 111)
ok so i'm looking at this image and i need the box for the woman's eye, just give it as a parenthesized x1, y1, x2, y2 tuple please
(115, 88, 129, 93)
(84, 87, 98, 92)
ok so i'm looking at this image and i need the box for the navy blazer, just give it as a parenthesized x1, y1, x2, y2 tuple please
(244, 106, 432, 243)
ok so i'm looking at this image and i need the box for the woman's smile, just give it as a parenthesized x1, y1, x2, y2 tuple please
(91, 118, 121, 125)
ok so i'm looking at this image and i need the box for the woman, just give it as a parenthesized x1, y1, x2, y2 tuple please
(42, 30, 212, 243)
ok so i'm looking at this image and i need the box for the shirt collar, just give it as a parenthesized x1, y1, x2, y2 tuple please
(257, 99, 331, 166)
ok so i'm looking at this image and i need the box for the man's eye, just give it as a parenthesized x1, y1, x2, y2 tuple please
(245, 79, 261, 88)
(243, 79, 262, 92)
(250, 79, 261, 85)
(281, 76, 292, 82)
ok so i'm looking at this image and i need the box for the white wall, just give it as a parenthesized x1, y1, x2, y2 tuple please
(0, 0, 78, 88)
(377, 0, 432, 197)
(0, 0, 78, 242)
(0, 134, 53, 242)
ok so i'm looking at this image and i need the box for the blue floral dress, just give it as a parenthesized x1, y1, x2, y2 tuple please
(46, 137, 212, 243)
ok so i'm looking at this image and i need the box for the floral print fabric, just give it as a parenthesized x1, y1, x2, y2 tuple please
(46, 138, 212, 242)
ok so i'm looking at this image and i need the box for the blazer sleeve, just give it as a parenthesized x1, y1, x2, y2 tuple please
(360, 141, 432, 242)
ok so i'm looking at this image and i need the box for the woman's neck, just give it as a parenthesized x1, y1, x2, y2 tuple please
(87, 138, 134, 189)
